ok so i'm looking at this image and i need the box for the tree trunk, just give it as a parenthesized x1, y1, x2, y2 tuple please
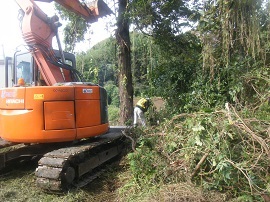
(116, 0, 133, 125)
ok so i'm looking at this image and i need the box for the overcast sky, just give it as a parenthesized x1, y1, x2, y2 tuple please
(0, 1, 113, 59)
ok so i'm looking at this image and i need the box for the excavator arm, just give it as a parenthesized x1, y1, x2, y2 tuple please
(15, 0, 112, 85)
(37, 0, 112, 22)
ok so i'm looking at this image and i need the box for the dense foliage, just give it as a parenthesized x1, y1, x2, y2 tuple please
(124, 0, 268, 201)
(76, 37, 117, 85)
(55, 4, 88, 52)
(124, 103, 269, 201)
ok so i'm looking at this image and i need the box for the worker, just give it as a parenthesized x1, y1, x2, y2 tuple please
(133, 98, 151, 127)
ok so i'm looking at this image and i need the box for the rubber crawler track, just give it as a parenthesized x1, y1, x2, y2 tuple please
(35, 132, 125, 192)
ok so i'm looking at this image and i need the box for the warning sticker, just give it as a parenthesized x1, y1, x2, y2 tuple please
(34, 94, 44, 100)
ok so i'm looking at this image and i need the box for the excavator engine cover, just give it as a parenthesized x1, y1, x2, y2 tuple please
(0, 84, 109, 143)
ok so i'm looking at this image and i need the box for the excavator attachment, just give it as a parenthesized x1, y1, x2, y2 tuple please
(34, 0, 113, 22)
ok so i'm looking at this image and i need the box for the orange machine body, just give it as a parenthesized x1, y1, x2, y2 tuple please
(0, 0, 112, 143)
(0, 85, 108, 143)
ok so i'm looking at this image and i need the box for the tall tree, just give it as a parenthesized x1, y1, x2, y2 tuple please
(115, 0, 133, 124)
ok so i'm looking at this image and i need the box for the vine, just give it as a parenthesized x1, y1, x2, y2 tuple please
(200, 0, 263, 76)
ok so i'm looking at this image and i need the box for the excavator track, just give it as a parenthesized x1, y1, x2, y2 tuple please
(35, 127, 126, 192)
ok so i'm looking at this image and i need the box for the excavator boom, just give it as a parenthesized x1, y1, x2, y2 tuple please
(15, 0, 112, 85)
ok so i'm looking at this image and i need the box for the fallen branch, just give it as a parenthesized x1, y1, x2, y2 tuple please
(225, 159, 254, 194)
(122, 130, 136, 152)
(226, 103, 270, 158)
(191, 152, 209, 178)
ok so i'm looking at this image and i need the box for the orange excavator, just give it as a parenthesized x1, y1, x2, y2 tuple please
(0, 0, 125, 192)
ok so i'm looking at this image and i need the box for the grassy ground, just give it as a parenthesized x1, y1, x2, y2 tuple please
(0, 160, 125, 202)
(0, 159, 228, 202)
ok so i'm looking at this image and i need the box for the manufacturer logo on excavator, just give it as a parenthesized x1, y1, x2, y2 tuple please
(6, 99, 24, 104)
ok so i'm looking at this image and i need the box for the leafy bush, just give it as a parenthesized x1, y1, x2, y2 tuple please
(108, 105, 120, 126)
(104, 81, 120, 107)
(125, 103, 270, 201)
(127, 136, 167, 186)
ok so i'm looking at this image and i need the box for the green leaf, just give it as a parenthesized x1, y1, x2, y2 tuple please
(192, 125, 205, 132)
(195, 136, 203, 146)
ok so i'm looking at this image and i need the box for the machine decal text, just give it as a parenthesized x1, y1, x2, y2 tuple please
(53, 89, 68, 92)
(1, 91, 17, 98)
(83, 89, 93, 94)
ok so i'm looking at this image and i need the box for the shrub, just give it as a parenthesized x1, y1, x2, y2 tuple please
(108, 105, 120, 126)
(125, 103, 270, 201)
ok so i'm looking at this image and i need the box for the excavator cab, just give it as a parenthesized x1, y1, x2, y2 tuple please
(14, 51, 33, 86)
(13, 50, 77, 87)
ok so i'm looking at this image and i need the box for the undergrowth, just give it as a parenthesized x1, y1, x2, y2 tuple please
(120, 101, 270, 201)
